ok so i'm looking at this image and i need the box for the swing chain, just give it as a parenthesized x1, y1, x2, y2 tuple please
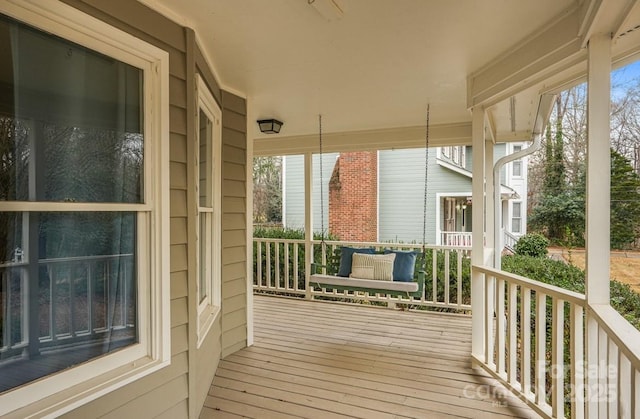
(318, 114, 325, 247)
(422, 104, 430, 256)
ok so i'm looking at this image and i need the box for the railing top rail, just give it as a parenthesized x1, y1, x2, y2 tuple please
(473, 264, 586, 306)
(310, 240, 471, 250)
(253, 237, 306, 244)
(590, 303, 640, 369)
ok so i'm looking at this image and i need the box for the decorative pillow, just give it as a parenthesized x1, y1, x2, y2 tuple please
(350, 253, 396, 281)
(384, 249, 417, 282)
(337, 246, 375, 277)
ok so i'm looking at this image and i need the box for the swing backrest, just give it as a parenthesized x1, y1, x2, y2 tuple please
(326, 246, 425, 282)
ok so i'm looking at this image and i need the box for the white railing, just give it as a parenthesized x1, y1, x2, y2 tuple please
(473, 265, 640, 418)
(504, 230, 519, 251)
(1, 254, 135, 358)
(441, 231, 472, 247)
(253, 238, 472, 310)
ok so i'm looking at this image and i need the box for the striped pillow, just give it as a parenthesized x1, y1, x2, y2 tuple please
(350, 253, 396, 281)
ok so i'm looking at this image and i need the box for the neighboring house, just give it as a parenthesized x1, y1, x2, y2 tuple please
(283, 144, 528, 246)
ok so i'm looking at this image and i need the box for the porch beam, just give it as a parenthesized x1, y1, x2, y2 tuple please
(254, 122, 473, 156)
(467, 7, 584, 108)
(579, 0, 638, 47)
(585, 33, 612, 305)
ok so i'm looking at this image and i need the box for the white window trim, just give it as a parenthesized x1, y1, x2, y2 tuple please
(195, 75, 222, 347)
(0, 1, 170, 417)
(511, 145, 523, 178)
(511, 201, 522, 234)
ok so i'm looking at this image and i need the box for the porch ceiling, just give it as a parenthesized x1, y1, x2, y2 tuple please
(140, 0, 640, 154)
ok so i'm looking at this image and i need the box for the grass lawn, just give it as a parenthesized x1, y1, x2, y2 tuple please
(551, 248, 640, 294)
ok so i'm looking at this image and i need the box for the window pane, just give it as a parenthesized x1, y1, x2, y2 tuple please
(199, 212, 209, 304)
(513, 202, 521, 218)
(0, 211, 137, 393)
(513, 160, 522, 177)
(0, 15, 144, 203)
(512, 218, 521, 233)
(199, 110, 212, 208)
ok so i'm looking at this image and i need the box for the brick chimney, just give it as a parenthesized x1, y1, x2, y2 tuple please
(328, 151, 377, 241)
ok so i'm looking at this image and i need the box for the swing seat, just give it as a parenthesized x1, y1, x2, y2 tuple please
(310, 247, 425, 298)
(310, 272, 424, 298)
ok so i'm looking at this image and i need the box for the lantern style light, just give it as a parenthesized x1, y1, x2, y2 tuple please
(257, 119, 283, 134)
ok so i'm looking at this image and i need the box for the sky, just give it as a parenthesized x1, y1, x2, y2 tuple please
(612, 59, 640, 96)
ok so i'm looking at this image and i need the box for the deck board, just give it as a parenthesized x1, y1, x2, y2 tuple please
(202, 296, 539, 418)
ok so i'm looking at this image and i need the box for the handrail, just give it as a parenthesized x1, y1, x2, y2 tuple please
(474, 265, 586, 306)
(589, 303, 640, 371)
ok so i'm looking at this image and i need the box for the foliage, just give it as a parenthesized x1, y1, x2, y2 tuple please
(513, 233, 550, 258)
(529, 79, 640, 249)
(610, 149, 640, 248)
(253, 156, 283, 224)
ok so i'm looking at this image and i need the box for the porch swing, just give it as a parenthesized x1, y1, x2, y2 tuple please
(309, 106, 431, 299)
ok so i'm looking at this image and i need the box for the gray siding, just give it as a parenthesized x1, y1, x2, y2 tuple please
(379, 149, 471, 243)
(220, 91, 248, 359)
(283, 153, 338, 234)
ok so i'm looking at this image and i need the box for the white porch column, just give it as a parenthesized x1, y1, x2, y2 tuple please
(585, 33, 612, 418)
(471, 106, 487, 361)
(304, 152, 313, 299)
(484, 139, 495, 261)
(585, 33, 611, 305)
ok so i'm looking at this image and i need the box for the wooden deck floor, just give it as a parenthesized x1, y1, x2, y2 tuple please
(202, 296, 539, 419)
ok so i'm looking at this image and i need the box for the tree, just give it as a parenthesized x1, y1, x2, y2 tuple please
(253, 156, 283, 224)
(610, 149, 640, 248)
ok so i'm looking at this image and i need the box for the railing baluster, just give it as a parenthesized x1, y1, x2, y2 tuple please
(551, 298, 565, 418)
(521, 287, 532, 397)
(293, 243, 299, 291)
(619, 353, 631, 419)
(484, 272, 495, 367)
(444, 250, 450, 305)
(257, 241, 263, 287)
(284, 242, 290, 289)
(598, 324, 608, 418)
(275, 242, 281, 290)
(266, 242, 272, 288)
(456, 250, 462, 307)
(508, 282, 517, 385)
(431, 249, 437, 303)
(535, 291, 546, 407)
(496, 277, 506, 377)
(631, 368, 640, 418)
(608, 336, 619, 418)
(570, 303, 584, 419)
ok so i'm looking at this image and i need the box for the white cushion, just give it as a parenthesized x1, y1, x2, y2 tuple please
(350, 253, 395, 280)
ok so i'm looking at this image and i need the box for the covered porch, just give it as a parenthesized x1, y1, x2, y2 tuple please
(204, 295, 535, 418)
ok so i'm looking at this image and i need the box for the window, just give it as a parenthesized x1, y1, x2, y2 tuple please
(196, 75, 221, 346)
(512, 202, 522, 233)
(0, 1, 169, 416)
(512, 145, 522, 177)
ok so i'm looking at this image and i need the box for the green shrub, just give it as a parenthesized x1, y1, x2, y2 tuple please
(514, 233, 549, 258)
